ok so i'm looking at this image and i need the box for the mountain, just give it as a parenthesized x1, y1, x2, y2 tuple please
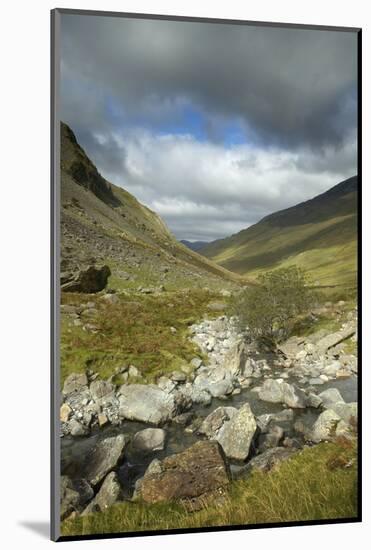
(180, 240, 209, 252)
(60, 122, 243, 291)
(201, 176, 358, 287)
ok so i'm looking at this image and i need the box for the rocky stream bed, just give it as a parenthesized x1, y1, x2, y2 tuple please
(60, 313, 358, 520)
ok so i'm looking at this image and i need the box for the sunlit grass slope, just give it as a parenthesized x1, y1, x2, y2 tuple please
(201, 177, 358, 287)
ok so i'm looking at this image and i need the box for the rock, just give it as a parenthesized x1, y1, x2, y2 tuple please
(235, 448, 297, 477)
(318, 388, 345, 409)
(69, 418, 89, 437)
(331, 402, 357, 424)
(308, 410, 341, 442)
(200, 404, 257, 461)
(60, 476, 93, 520)
(178, 383, 212, 406)
(132, 428, 166, 453)
(171, 371, 187, 383)
(128, 365, 140, 378)
(207, 302, 225, 312)
(82, 472, 121, 516)
(89, 379, 115, 401)
(172, 412, 194, 426)
(98, 413, 109, 427)
(63, 372, 88, 395)
(278, 336, 305, 358)
(118, 384, 182, 424)
(306, 393, 323, 409)
(60, 403, 72, 423)
(199, 407, 237, 439)
(309, 378, 324, 385)
(258, 379, 306, 408)
(101, 293, 119, 305)
(190, 357, 203, 369)
(61, 265, 111, 293)
(157, 376, 176, 393)
(316, 327, 356, 354)
(194, 367, 234, 398)
(84, 434, 127, 486)
(137, 441, 231, 505)
(222, 340, 249, 377)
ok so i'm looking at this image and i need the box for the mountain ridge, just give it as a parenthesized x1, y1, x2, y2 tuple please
(200, 176, 357, 286)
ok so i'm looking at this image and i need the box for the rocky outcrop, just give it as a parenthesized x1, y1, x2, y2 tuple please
(61, 265, 111, 293)
(136, 441, 231, 506)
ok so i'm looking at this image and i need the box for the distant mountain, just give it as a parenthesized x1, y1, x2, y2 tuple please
(200, 176, 358, 287)
(180, 240, 209, 252)
(60, 122, 243, 290)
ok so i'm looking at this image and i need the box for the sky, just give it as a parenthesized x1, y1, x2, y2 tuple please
(60, 14, 358, 242)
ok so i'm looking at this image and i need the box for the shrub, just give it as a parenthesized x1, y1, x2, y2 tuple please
(231, 266, 316, 343)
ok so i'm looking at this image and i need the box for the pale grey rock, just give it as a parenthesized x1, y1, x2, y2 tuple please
(84, 434, 127, 486)
(308, 410, 341, 442)
(132, 428, 166, 453)
(318, 388, 345, 409)
(118, 384, 182, 424)
(258, 379, 306, 408)
(82, 472, 121, 515)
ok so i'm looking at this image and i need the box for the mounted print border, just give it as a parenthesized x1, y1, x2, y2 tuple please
(51, 8, 362, 542)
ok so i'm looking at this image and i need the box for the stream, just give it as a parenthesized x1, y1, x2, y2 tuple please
(61, 366, 357, 497)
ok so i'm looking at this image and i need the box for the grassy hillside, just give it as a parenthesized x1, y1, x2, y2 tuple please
(201, 177, 358, 287)
(60, 122, 244, 290)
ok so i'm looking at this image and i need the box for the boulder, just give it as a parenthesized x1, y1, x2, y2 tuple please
(199, 407, 237, 439)
(216, 404, 257, 460)
(60, 476, 94, 520)
(132, 428, 166, 453)
(235, 447, 297, 478)
(199, 404, 257, 461)
(331, 402, 357, 424)
(258, 379, 306, 408)
(89, 379, 115, 401)
(318, 388, 345, 409)
(68, 418, 89, 437)
(82, 472, 121, 516)
(193, 367, 234, 398)
(308, 410, 341, 442)
(118, 384, 183, 424)
(61, 265, 111, 293)
(83, 434, 127, 486)
(137, 441, 231, 505)
(316, 327, 356, 355)
(178, 383, 212, 406)
(222, 340, 249, 377)
(62, 372, 88, 395)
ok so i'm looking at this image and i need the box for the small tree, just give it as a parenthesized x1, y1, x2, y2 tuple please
(231, 266, 315, 343)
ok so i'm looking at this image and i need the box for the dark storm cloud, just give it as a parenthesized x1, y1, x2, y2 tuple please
(60, 14, 357, 241)
(60, 14, 357, 149)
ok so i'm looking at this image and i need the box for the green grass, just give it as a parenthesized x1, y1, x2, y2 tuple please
(61, 289, 227, 384)
(61, 438, 358, 537)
